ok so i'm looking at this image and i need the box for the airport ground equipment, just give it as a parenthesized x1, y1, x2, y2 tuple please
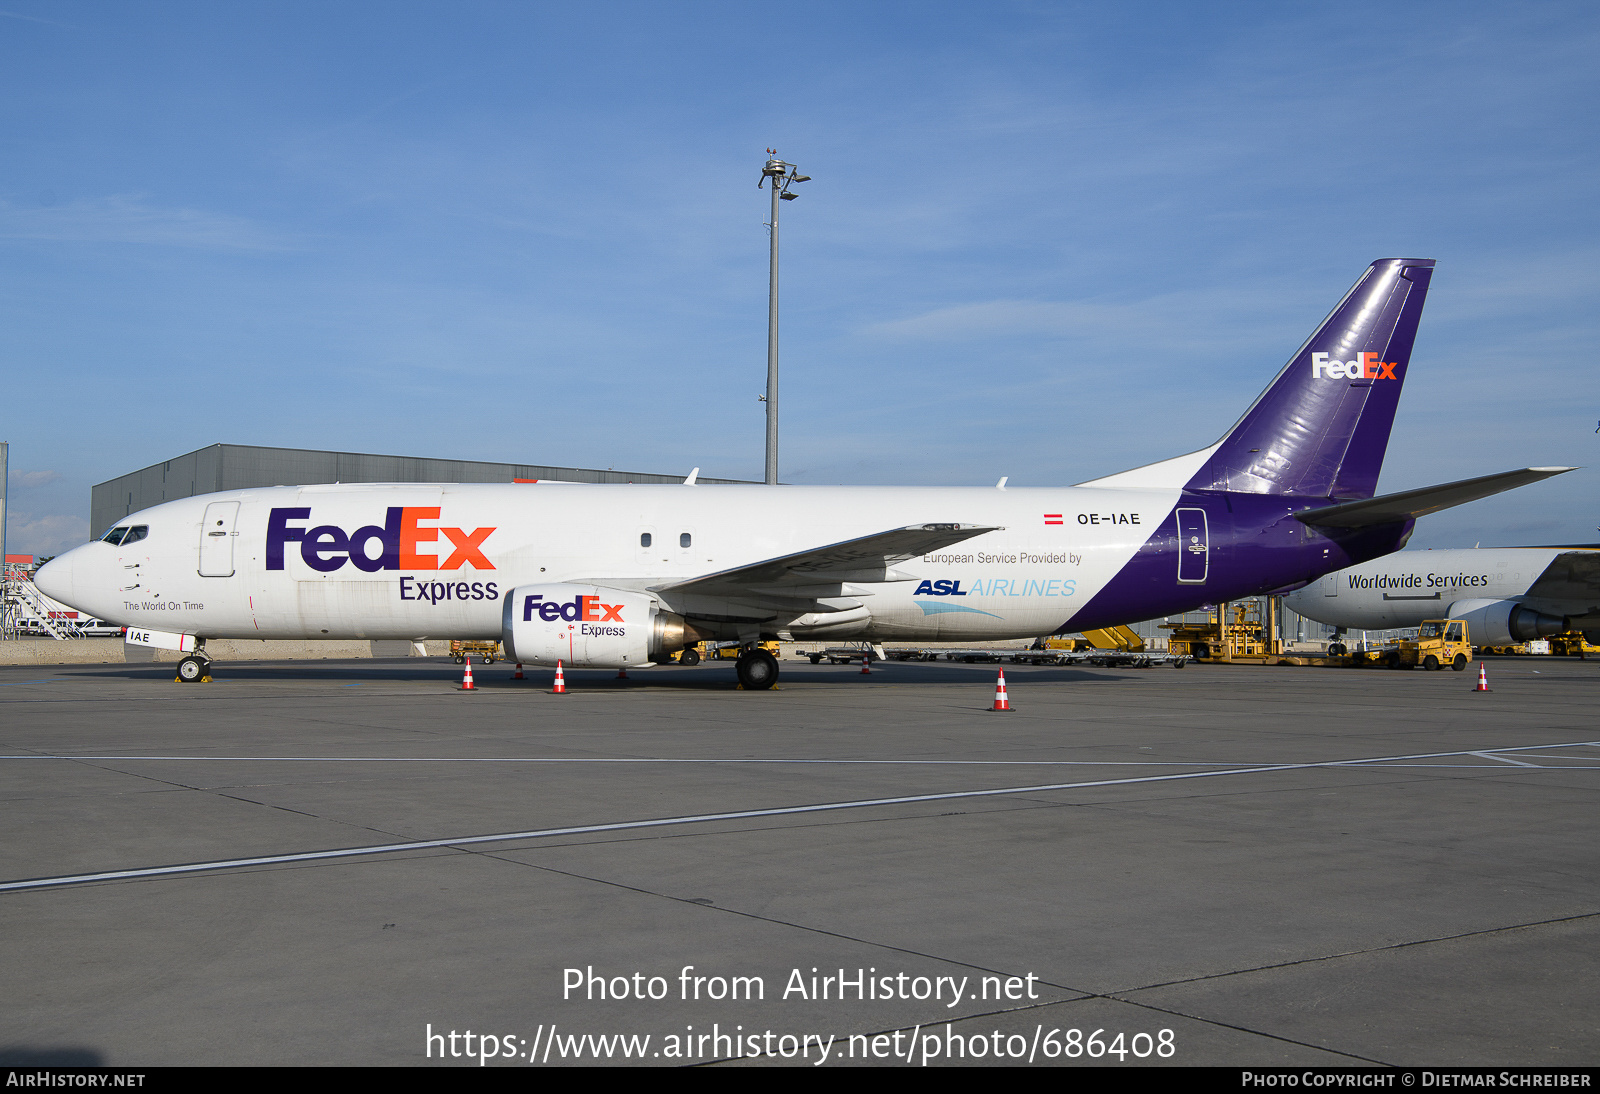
(1164, 600, 1280, 663)
(450, 640, 499, 665)
(808, 643, 886, 665)
(882, 648, 942, 662)
(1162, 599, 1389, 668)
(1550, 631, 1599, 657)
(991, 668, 1011, 712)
(1394, 619, 1473, 671)
(4, 580, 85, 640)
(671, 640, 779, 665)
(1080, 625, 1146, 653)
(1483, 632, 1600, 657)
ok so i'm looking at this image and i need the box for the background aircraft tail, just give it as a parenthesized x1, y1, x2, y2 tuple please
(1079, 259, 1434, 499)
(1186, 258, 1434, 499)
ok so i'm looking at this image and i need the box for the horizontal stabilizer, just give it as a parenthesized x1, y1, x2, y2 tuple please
(1526, 550, 1600, 601)
(1294, 467, 1576, 529)
(654, 523, 1000, 597)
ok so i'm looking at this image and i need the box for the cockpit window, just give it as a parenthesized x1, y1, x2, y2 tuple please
(100, 525, 148, 546)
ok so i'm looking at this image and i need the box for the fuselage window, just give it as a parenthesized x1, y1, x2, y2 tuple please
(101, 526, 130, 545)
(679, 533, 691, 548)
(640, 533, 652, 548)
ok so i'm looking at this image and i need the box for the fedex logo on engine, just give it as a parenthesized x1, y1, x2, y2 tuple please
(267, 507, 495, 572)
(523, 593, 624, 623)
(1311, 352, 1398, 381)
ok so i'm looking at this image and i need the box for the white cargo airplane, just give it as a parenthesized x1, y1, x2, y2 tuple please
(36, 260, 1575, 688)
(1283, 546, 1600, 646)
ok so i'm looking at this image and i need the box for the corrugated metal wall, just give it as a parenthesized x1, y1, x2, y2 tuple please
(91, 443, 752, 534)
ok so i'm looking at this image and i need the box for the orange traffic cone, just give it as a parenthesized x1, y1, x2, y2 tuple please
(860, 656, 872, 675)
(1472, 663, 1491, 692)
(616, 666, 628, 680)
(461, 656, 476, 691)
(552, 660, 566, 694)
(512, 662, 524, 680)
(991, 667, 1011, 712)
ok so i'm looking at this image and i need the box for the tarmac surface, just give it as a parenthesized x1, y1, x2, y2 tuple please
(1, 654, 1596, 1067)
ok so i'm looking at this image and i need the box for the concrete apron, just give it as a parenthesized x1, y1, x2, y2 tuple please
(0, 638, 455, 666)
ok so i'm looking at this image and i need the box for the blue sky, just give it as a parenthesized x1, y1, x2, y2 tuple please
(2, 1, 1596, 556)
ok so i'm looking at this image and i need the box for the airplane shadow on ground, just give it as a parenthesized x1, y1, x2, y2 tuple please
(56, 659, 1147, 690)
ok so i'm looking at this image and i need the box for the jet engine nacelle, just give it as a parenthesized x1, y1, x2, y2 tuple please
(1445, 598, 1565, 648)
(501, 583, 702, 668)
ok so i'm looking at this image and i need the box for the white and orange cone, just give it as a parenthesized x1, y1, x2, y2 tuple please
(617, 666, 628, 680)
(512, 662, 524, 680)
(1473, 663, 1491, 692)
(460, 656, 476, 691)
(860, 656, 872, 675)
(552, 660, 566, 694)
(991, 667, 1012, 712)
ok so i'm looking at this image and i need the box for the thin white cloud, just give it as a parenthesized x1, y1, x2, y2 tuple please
(4, 512, 89, 557)
(858, 289, 1290, 356)
(8, 470, 62, 489)
(0, 196, 289, 251)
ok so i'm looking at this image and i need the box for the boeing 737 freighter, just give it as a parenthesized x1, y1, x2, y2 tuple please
(1283, 546, 1600, 646)
(35, 259, 1575, 688)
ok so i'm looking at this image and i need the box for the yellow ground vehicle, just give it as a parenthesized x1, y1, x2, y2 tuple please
(450, 640, 500, 664)
(1394, 619, 1472, 670)
(1550, 631, 1600, 657)
(672, 640, 780, 666)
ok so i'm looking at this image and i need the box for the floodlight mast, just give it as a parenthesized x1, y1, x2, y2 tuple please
(758, 151, 810, 485)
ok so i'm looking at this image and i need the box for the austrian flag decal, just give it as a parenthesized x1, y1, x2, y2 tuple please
(1044, 513, 1064, 525)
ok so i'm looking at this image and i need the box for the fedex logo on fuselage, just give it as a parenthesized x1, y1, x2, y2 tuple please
(1311, 352, 1398, 381)
(267, 507, 495, 572)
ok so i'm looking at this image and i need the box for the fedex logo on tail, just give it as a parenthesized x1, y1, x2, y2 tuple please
(1311, 352, 1398, 381)
(267, 508, 496, 572)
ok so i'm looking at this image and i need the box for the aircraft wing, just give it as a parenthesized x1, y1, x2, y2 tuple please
(651, 523, 1001, 598)
(1294, 467, 1576, 529)
(1525, 550, 1600, 602)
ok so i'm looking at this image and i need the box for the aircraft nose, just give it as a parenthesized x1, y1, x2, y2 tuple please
(33, 550, 77, 605)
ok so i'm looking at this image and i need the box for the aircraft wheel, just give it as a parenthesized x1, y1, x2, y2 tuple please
(808, 654, 821, 664)
(176, 655, 209, 683)
(679, 648, 701, 666)
(1452, 654, 1468, 671)
(1423, 655, 1439, 671)
(736, 649, 779, 690)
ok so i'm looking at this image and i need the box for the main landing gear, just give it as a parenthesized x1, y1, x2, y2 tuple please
(175, 654, 212, 683)
(735, 646, 779, 690)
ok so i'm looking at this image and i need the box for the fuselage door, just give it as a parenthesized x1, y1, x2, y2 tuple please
(1176, 507, 1209, 584)
(199, 501, 240, 577)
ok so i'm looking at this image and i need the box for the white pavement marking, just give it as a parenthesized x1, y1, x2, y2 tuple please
(3, 740, 1597, 894)
(1469, 751, 1542, 767)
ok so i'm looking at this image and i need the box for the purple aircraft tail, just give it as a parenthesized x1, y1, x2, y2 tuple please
(1185, 258, 1434, 500)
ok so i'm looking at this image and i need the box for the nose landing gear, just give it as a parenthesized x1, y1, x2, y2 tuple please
(175, 654, 212, 683)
